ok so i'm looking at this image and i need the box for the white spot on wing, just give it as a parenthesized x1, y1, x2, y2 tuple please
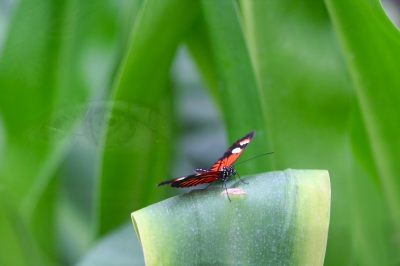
(232, 147, 242, 154)
(175, 177, 186, 181)
(239, 139, 250, 146)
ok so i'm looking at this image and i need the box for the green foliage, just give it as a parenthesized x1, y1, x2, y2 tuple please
(0, 0, 399, 265)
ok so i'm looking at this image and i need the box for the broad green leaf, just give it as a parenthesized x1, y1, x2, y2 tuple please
(2, 0, 399, 264)
(132, 170, 330, 266)
(185, 15, 221, 106)
(94, 0, 201, 236)
(325, 0, 400, 250)
(0, 114, 5, 166)
(349, 157, 395, 265)
(199, 0, 272, 170)
(347, 103, 395, 265)
(0, 0, 74, 264)
(0, 191, 46, 266)
(0, 0, 127, 264)
(190, 1, 355, 263)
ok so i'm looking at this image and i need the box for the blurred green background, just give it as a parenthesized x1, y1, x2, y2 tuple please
(1, 0, 400, 265)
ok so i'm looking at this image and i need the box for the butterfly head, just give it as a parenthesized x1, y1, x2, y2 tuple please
(220, 165, 237, 182)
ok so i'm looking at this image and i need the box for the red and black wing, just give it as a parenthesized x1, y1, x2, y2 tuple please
(157, 130, 255, 188)
(157, 172, 221, 188)
(209, 130, 255, 172)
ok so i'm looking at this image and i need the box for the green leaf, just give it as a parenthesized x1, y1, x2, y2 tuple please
(199, 0, 272, 168)
(0, 0, 76, 264)
(325, 0, 400, 240)
(325, 0, 400, 262)
(132, 169, 330, 266)
(0, 0, 126, 264)
(2, 0, 400, 264)
(190, 1, 356, 263)
(94, 0, 201, 236)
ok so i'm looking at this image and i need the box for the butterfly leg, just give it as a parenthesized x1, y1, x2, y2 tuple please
(223, 181, 231, 202)
(237, 172, 248, 185)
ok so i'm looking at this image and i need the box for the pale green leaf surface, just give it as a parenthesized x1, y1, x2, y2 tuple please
(132, 170, 330, 266)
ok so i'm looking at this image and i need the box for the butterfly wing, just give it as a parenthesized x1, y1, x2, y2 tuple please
(157, 172, 221, 188)
(209, 130, 255, 172)
(157, 131, 255, 189)
(193, 167, 209, 174)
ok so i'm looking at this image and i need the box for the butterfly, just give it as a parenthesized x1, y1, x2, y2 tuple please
(157, 130, 256, 200)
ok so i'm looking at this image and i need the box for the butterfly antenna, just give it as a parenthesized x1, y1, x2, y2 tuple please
(236, 172, 248, 185)
(235, 152, 274, 166)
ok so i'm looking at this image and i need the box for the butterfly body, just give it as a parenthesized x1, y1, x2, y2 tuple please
(157, 131, 255, 192)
